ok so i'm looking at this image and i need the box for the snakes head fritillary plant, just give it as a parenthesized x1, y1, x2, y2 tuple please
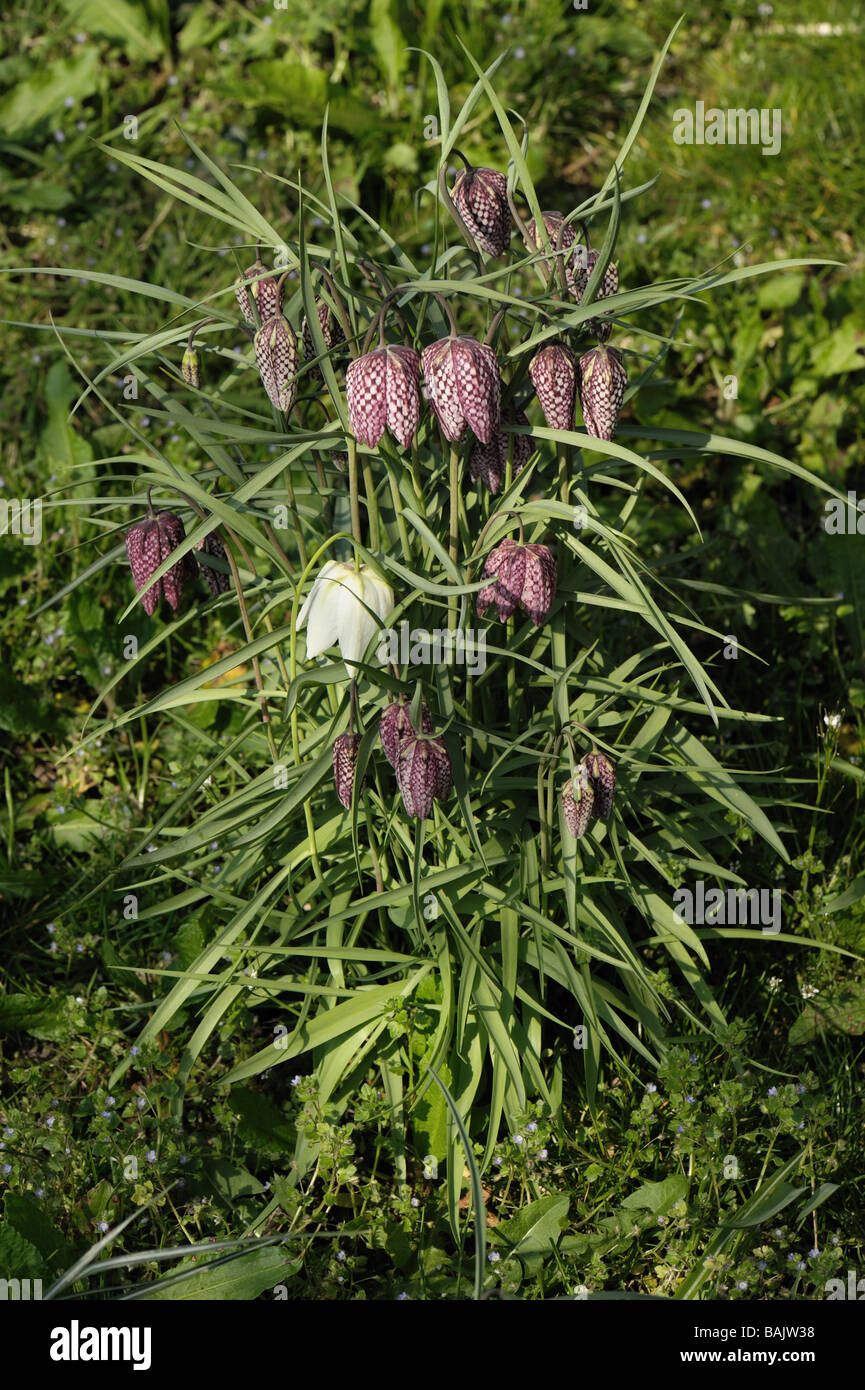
(39, 29, 840, 1217)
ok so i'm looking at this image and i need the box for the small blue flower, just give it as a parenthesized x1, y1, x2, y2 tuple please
(538, 1149, 548, 1160)
(756, 1260, 767, 1271)
(336, 1251, 346, 1262)
(410, 1197, 419, 1207)
(130, 1045, 140, 1057)
(796, 1084, 806, 1094)
(488, 1251, 500, 1263)
(512, 1134, 523, 1145)
(646, 1083, 657, 1093)
(396, 1291, 408, 1300)
(97, 1220, 109, 1232)
(145, 1149, 157, 1163)
(767, 1086, 778, 1097)
(686, 1095, 695, 1104)
(737, 1280, 747, 1290)
(35, 1188, 45, 1198)
(2, 1164, 11, 1175)
(526, 1121, 537, 1133)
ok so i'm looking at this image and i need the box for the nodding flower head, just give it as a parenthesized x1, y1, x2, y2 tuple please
(525, 211, 580, 294)
(254, 313, 298, 415)
(477, 537, 557, 627)
(528, 342, 577, 433)
(379, 698, 433, 769)
(235, 254, 282, 325)
(346, 344, 421, 450)
(396, 732, 453, 820)
(126, 503, 189, 616)
(332, 732, 362, 809)
(561, 764, 595, 839)
(194, 531, 231, 596)
(421, 334, 501, 445)
(571, 247, 619, 340)
(578, 344, 627, 442)
(469, 412, 533, 495)
(181, 344, 201, 389)
(297, 561, 394, 675)
(583, 749, 616, 819)
(302, 297, 346, 381)
(451, 159, 511, 257)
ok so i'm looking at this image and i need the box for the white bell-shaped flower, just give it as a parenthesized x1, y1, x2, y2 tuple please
(297, 560, 393, 672)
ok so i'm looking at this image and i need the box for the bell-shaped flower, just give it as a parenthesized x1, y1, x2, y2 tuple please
(421, 335, 501, 445)
(345, 344, 421, 449)
(297, 560, 393, 672)
(476, 537, 557, 626)
(578, 345, 627, 441)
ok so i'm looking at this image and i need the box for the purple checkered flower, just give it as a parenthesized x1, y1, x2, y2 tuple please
(468, 411, 533, 494)
(345, 344, 421, 449)
(254, 313, 298, 415)
(561, 764, 595, 839)
(422, 334, 501, 445)
(332, 732, 362, 809)
(396, 732, 453, 820)
(126, 501, 191, 616)
(450, 157, 511, 257)
(529, 341, 577, 433)
(578, 344, 627, 441)
(477, 537, 557, 626)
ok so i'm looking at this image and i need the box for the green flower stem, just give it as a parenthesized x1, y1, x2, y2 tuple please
(283, 461, 308, 569)
(362, 790, 384, 894)
(362, 457, 380, 551)
(448, 444, 460, 629)
(507, 615, 517, 736)
(347, 437, 363, 565)
(384, 456, 412, 563)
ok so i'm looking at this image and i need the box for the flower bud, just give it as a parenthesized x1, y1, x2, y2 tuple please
(346, 345, 421, 449)
(452, 164, 511, 257)
(379, 698, 433, 769)
(126, 506, 188, 616)
(477, 537, 557, 626)
(583, 749, 616, 819)
(181, 344, 201, 389)
(469, 411, 533, 495)
(561, 765, 595, 839)
(571, 248, 619, 339)
(421, 335, 501, 444)
(194, 531, 230, 596)
(332, 732, 362, 809)
(578, 345, 627, 442)
(525, 212, 580, 293)
(254, 313, 298, 415)
(302, 298, 346, 381)
(528, 342, 577, 433)
(396, 733, 453, 819)
(235, 255, 282, 325)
